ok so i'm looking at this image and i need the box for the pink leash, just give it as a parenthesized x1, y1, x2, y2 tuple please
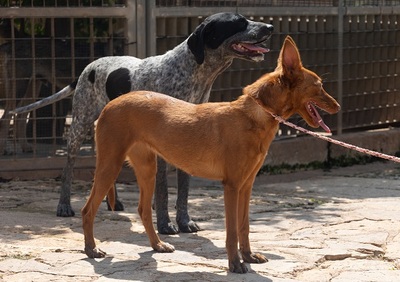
(270, 113, 400, 164)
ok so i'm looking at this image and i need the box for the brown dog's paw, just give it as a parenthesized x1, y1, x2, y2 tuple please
(242, 252, 268, 264)
(153, 241, 175, 253)
(229, 260, 248, 274)
(85, 247, 106, 258)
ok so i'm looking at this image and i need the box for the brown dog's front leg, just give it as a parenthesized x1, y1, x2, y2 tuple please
(224, 185, 248, 273)
(238, 179, 268, 265)
(132, 153, 176, 253)
(229, 257, 248, 274)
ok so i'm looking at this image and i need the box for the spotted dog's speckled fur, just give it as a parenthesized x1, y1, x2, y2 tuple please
(13, 13, 273, 234)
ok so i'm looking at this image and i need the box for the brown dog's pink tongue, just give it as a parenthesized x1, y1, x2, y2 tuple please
(240, 43, 270, 53)
(310, 103, 331, 133)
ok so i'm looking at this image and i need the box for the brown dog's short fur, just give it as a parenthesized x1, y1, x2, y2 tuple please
(81, 36, 340, 273)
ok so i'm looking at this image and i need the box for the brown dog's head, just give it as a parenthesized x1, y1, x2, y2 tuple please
(245, 36, 340, 133)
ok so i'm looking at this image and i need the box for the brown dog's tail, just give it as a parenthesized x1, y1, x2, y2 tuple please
(107, 185, 116, 211)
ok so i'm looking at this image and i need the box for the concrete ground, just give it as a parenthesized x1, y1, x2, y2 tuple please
(0, 161, 399, 281)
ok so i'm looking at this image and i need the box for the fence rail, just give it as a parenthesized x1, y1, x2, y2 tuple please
(0, 0, 399, 175)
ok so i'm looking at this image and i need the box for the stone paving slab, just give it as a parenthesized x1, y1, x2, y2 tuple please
(0, 162, 399, 281)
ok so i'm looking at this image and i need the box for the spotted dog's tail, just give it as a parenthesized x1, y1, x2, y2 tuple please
(11, 80, 77, 114)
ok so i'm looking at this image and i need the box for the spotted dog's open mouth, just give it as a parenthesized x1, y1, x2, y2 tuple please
(232, 38, 270, 60)
(306, 101, 331, 133)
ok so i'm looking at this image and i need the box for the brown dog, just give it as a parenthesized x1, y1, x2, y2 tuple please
(81, 36, 340, 273)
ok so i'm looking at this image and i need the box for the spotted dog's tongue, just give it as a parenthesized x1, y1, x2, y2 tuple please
(309, 103, 331, 133)
(240, 43, 270, 53)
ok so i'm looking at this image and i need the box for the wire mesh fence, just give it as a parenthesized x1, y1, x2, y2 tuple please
(155, 0, 400, 7)
(0, 0, 399, 174)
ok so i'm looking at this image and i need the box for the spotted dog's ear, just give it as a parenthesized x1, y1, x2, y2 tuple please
(188, 13, 248, 65)
(187, 19, 212, 65)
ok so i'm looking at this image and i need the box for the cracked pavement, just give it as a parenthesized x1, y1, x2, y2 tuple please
(0, 162, 399, 281)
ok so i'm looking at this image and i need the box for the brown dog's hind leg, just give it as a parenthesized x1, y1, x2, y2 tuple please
(128, 146, 175, 253)
(81, 151, 125, 258)
(82, 184, 114, 258)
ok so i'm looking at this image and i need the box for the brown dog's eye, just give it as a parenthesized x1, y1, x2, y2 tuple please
(314, 81, 322, 89)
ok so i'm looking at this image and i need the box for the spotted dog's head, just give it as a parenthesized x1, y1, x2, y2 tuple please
(187, 13, 273, 64)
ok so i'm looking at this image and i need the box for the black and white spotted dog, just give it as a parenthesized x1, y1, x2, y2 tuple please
(13, 13, 273, 234)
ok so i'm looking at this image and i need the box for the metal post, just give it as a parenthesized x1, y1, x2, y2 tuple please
(136, 0, 147, 58)
(126, 0, 138, 57)
(337, 0, 344, 135)
(146, 0, 157, 57)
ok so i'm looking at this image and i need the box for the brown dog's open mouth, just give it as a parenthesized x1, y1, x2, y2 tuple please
(306, 101, 331, 133)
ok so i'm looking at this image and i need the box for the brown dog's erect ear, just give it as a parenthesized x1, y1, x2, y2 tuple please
(278, 36, 303, 76)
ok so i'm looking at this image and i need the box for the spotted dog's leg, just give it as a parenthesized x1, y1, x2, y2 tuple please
(58, 110, 124, 216)
(57, 112, 94, 217)
(57, 78, 103, 216)
(155, 157, 179, 234)
(176, 169, 201, 233)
